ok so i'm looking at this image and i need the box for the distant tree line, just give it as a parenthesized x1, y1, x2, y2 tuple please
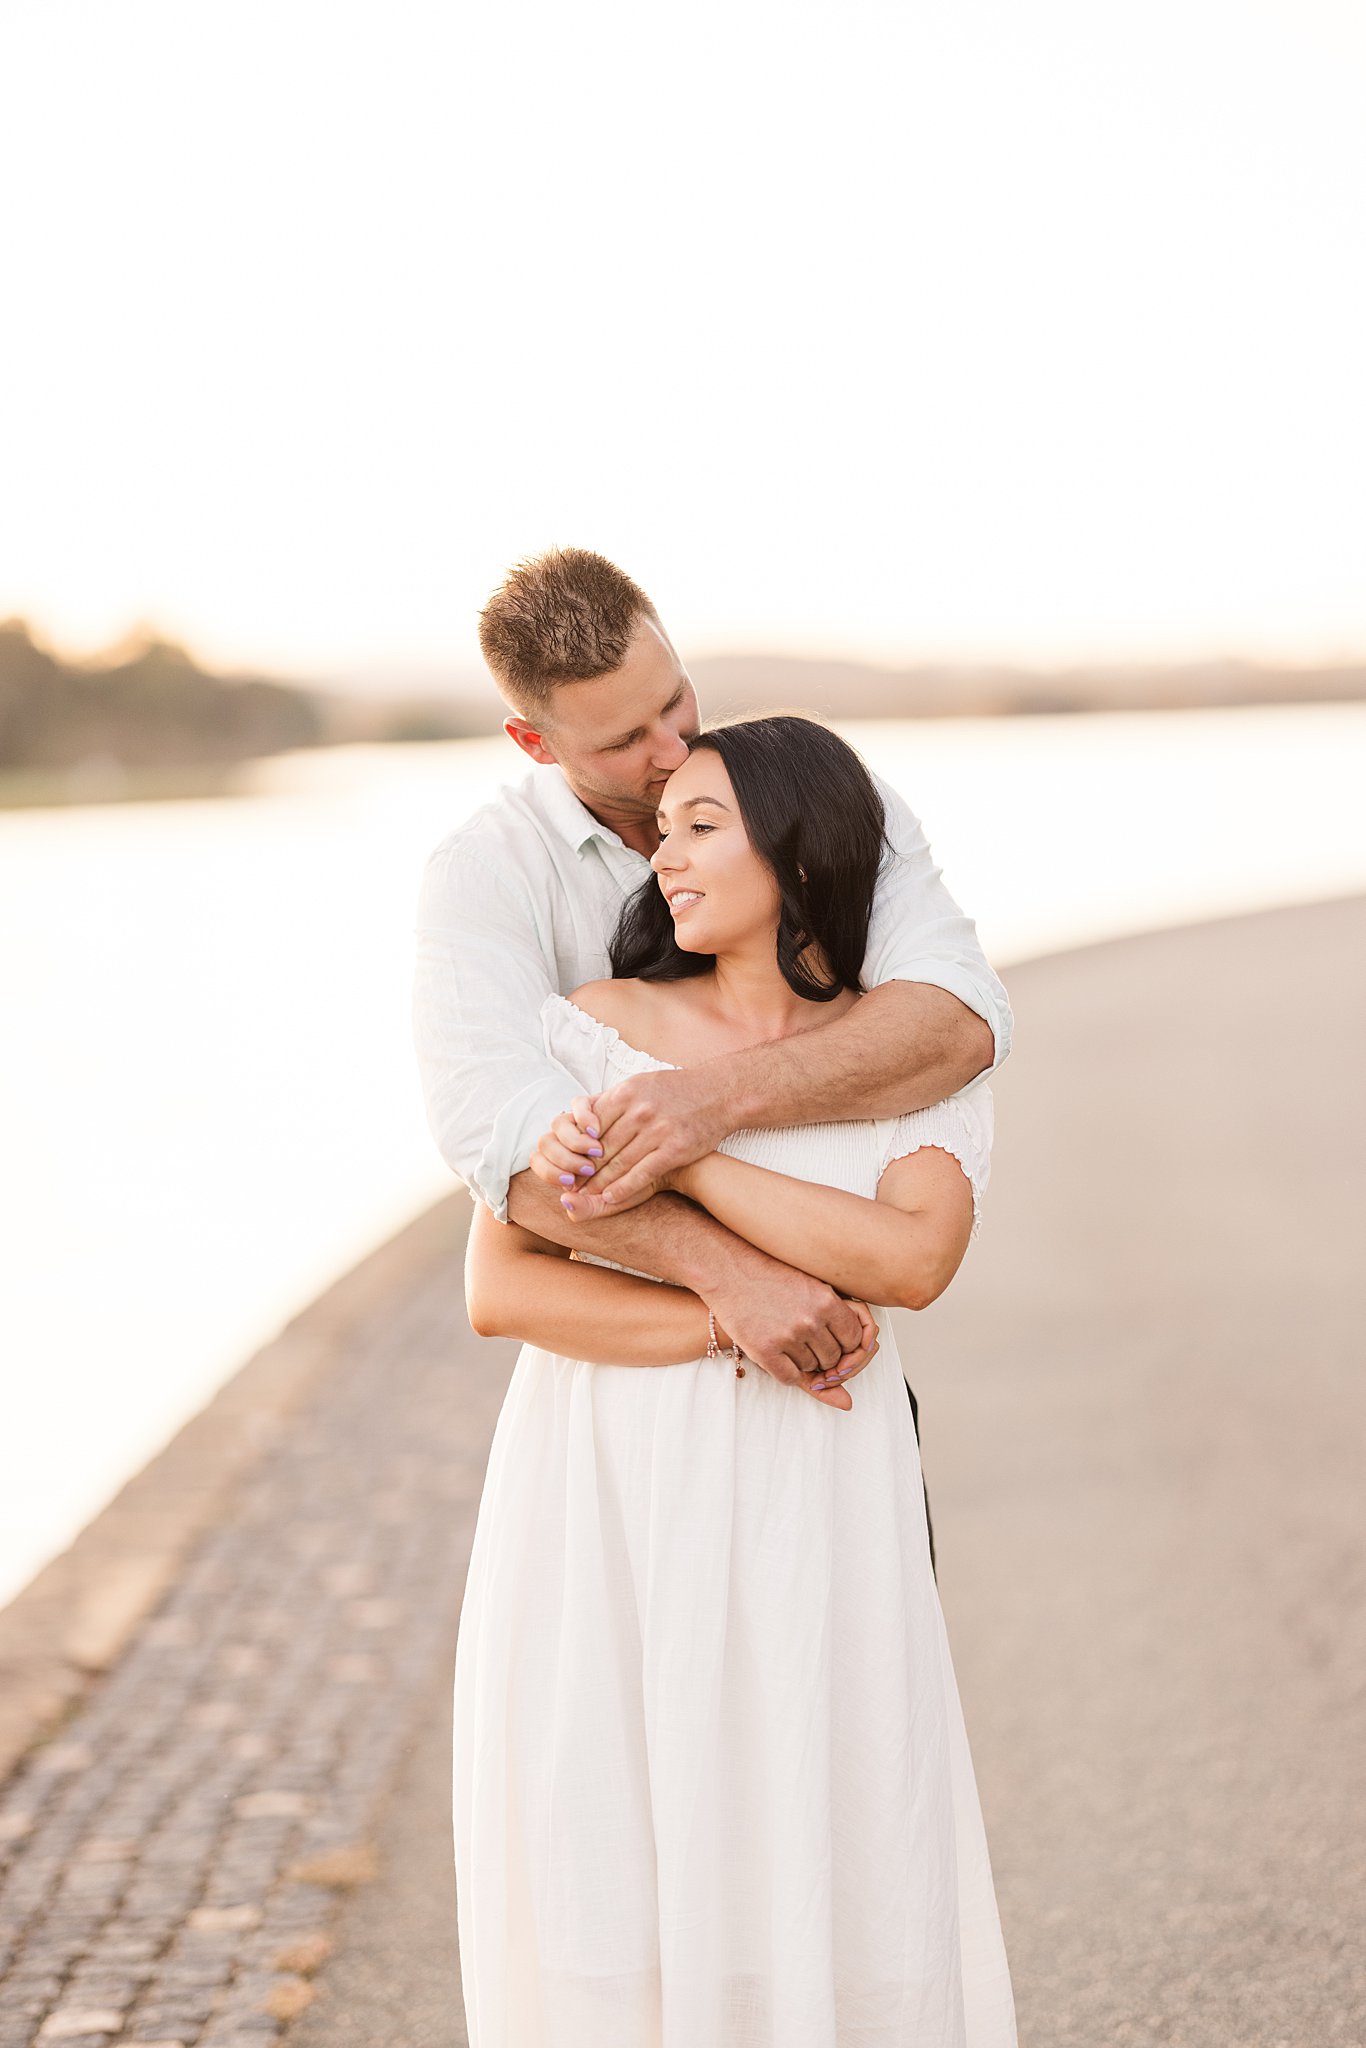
(8, 616, 1359, 788)
(0, 619, 325, 772)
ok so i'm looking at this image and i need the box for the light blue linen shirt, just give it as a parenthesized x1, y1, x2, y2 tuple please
(411, 762, 1011, 1219)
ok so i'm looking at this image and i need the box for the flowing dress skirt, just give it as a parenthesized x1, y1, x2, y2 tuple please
(452, 1314, 1017, 2048)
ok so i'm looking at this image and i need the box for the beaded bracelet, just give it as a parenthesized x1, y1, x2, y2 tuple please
(707, 1308, 746, 1377)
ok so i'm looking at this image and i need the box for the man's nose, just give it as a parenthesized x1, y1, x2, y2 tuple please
(652, 726, 691, 772)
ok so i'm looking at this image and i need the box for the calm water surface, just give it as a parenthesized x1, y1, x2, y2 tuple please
(2, 704, 1364, 1606)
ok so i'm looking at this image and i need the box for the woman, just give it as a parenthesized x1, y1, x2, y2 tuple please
(453, 716, 1016, 2047)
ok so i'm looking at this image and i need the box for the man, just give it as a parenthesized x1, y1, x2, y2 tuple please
(412, 547, 1010, 1409)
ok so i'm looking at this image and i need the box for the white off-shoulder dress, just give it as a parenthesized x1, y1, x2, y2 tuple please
(452, 994, 1016, 2048)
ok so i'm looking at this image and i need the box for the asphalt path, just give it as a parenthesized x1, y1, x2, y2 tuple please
(293, 895, 1366, 2048)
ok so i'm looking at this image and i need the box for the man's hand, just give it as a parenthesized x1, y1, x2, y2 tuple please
(708, 1254, 874, 1386)
(712, 1266, 881, 1410)
(794, 1295, 880, 1409)
(557, 1067, 733, 1222)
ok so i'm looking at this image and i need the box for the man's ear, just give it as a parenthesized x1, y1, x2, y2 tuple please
(503, 715, 559, 766)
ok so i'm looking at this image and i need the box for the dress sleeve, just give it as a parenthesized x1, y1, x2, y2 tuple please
(540, 994, 618, 1095)
(875, 1080, 994, 1241)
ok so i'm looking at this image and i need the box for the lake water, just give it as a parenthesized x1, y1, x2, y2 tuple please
(3, 703, 1365, 1608)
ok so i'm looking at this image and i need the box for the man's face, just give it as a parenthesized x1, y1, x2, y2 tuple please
(504, 615, 703, 829)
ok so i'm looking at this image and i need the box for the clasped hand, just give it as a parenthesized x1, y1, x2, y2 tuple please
(530, 1077, 879, 1408)
(531, 1069, 727, 1219)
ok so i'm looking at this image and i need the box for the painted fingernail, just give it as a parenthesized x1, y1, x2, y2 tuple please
(588, 1145, 603, 1157)
(577, 1161, 595, 1175)
(558, 1173, 575, 1187)
(587, 1125, 600, 1139)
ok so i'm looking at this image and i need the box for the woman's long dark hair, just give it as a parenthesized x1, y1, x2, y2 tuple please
(609, 714, 889, 1002)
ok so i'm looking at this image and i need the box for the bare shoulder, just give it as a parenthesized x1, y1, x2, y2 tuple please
(565, 976, 705, 1067)
(565, 978, 656, 1036)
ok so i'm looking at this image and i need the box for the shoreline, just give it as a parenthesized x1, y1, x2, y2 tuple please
(4, 692, 1366, 811)
(4, 704, 1366, 1613)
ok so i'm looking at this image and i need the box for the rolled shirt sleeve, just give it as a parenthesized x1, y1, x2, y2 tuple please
(866, 774, 1013, 1071)
(411, 841, 580, 1219)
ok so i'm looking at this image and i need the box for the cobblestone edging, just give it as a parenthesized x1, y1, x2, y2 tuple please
(0, 1197, 468, 1787)
(0, 1190, 506, 2048)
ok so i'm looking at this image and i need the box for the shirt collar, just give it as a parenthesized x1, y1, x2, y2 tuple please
(536, 765, 634, 859)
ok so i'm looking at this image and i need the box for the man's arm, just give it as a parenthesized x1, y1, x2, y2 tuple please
(505, 1167, 875, 1382)
(411, 839, 578, 1218)
(561, 982, 989, 1219)
(863, 772, 1012, 1072)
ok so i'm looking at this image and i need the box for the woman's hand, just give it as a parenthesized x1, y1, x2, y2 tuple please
(531, 1095, 605, 1203)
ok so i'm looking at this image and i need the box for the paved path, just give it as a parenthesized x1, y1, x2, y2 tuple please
(2, 896, 1363, 2047)
(0, 1209, 507, 2048)
(916, 893, 1366, 2047)
(291, 896, 1366, 2048)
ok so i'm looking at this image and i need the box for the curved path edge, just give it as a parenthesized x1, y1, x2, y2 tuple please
(0, 1197, 468, 1788)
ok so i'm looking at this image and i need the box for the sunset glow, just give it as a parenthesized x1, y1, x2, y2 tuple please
(3, 0, 1364, 681)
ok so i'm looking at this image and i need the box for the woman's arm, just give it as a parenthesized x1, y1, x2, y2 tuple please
(464, 1200, 717, 1366)
(464, 1202, 876, 1406)
(670, 1144, 974, 1312)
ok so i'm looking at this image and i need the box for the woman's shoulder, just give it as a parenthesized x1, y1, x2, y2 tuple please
(559, 978, 656, 1037)
(872, 1077, 994, 1234)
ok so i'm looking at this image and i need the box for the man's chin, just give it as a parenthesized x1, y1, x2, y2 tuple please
(586, 780, 661, 818)
(620, 782, 669, 813)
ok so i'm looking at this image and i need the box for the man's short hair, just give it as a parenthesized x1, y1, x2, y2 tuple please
(478, 547, 658, 719)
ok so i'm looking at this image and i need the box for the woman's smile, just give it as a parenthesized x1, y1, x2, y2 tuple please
(647, 746, 783, 957)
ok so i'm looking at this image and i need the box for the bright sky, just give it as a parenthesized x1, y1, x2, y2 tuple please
(3, 0, 1363, 679)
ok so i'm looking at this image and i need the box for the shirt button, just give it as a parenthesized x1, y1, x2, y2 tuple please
(735, 1364, 745, 1377)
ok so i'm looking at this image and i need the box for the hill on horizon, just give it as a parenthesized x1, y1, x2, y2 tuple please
(7, 618, 1364, 805)
(0, 619, 323, 776)
(688, 652, 1366, 722)
(319, 650, 1366, 729)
